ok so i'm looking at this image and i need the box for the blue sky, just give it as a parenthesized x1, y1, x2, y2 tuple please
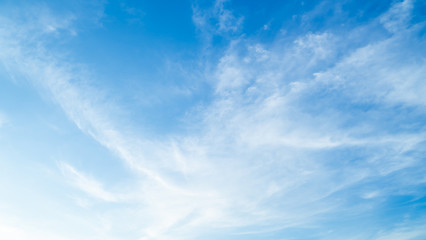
(0, 0, 426, 239)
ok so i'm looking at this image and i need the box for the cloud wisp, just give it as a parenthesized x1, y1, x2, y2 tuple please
(0, 0, 425, 239)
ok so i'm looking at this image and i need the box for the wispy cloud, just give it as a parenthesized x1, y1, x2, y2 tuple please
(59, 162, 119, 202)
(374, 219, 426, 240)
(192, 0, 243, 43)
(0, 0, 425, 239)
(181, 0, 426, 237)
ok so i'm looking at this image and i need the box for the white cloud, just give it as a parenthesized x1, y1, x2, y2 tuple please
(178, 0, 426, 236)
(380, 0, 413, 33)
(0, 0, 425, 239)
(192, 0, 243, 42)
(59, 162, 119, 202)
(374, 222, 426, 240)
(312, 33, 426, 106)
(214, 0, 243, 33)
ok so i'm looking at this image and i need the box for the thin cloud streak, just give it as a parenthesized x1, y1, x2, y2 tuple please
(59, 162, 119, 202)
